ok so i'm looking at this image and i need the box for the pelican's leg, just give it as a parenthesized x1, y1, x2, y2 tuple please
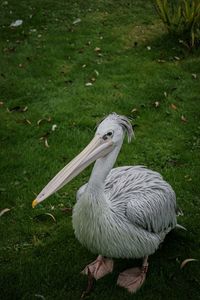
(81, 255, 114, 280)
(81, 255, 114, 298)
(117, 256, 149, 293)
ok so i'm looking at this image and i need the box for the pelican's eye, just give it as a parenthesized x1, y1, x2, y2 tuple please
(103, 131, 113, 140)
(107, 131, 113, 137)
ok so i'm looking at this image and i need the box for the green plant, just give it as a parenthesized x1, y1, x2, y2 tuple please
(154, 0, 200, 48)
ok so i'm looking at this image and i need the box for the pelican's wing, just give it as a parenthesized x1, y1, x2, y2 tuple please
(126, 189, 177, 233)
(105, 166, 177, 234)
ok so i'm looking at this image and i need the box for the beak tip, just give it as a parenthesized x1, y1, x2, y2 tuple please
(32, 199, 38, 208)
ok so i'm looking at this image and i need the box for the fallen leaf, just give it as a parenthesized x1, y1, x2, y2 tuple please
(52, 124, 57, 131)
(154, 101, 160, 107)
(94, 47, 101, 52)
(157, 59, 166, 63)
(44, 138, 49, 148)
(192, 73, 197, 79)
(16, 119, 32, 125)
(85, 82, 93, 87)
(72, 18, 81, 25)
(61, 207, 73, 213)
(171, 103, 177, 110)
(82, 64, 87, 68)
(94, 70, 99, 76)
(8, 106, 28, 112)
(26, 119, 32, 125)
(0, 208, 10, 217)
(37, 117, 51, 126)
(174, 56, 180, 61)
(39, 132, 50, 148)
(34, 213, 56, 223)
(0, 101, 4, 106)
(181, 115, 187, 122)
(30, 28, 37, 33)
(35, 294, 46, 300)
(10, 20, 23, 27)
(131, 108, 138, 113)
(147, 46, 151, 51)
(39, 132, 50, 140)
(180, 258, 198, 269)
(184, 175, 192, 181)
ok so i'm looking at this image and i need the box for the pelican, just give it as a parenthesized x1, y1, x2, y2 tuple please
(32, 113, 182, 293)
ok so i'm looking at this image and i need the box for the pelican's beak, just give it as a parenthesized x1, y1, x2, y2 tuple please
(32, 134, 113, 207)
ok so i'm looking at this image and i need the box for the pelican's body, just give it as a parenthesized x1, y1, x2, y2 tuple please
(73, 166, 177, 259)
(33, 113, 182, 294)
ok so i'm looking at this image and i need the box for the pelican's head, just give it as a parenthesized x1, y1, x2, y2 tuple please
(32, 113, 133, 208)
(96, 113, 133, 145)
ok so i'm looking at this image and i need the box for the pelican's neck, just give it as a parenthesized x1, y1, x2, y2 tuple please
(87, 141, 123, 192)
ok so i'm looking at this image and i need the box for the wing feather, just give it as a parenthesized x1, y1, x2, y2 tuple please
(105, 166, 177, 234)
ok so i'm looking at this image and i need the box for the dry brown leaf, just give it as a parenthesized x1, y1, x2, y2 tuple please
(8, 106, 28, 112)
(85, 82, 93, 87)
(39, 132, 50, 140)
(51, 124, 57, 131)
(181, 115, 187, 122)
(157, 59, 166, 63)
(192, 73, 197, 79)
(44, 213, 56, 222)
(72, 18, 81, 25)
(94, 70, 99, 76)
(94, 47, 101, 52)
(44, 138, 49, 148)
(180, 258, 198, 269)
(37, 119, 43, 126)
(35, 294, 46, 300)
(37, 117, 51, 126)
(16, 119, 32, 125)
(0, 208, 10, 217)
(26, 119, 32, 125)
(34, 213, 56, 223)
(61, 207, 73, 213)
(131, 108, 138, 113)
(171, 103, 177, 110)
(39, 132, 50, 148)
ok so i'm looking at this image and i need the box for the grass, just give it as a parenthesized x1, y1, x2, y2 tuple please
(0, 0, 200, 299)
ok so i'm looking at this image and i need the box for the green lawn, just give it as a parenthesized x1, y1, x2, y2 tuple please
(0, 0, 200, 299)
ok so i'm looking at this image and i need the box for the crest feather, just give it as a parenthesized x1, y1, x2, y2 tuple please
(99, 113, 134, 143)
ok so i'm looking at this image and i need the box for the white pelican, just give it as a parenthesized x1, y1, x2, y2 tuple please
(32, 113, 182, 294)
